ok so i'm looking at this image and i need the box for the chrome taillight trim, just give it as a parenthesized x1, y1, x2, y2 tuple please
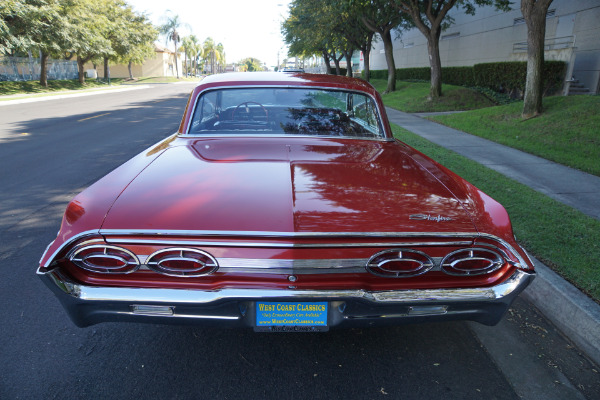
(42, 230, 533, 273)
(441, 248, 504, 276)
(146, 248, 219, 277)
(366, 249, 434, 278)
(69, 245, 140, 274)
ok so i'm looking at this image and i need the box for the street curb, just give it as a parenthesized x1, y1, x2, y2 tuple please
(522, 255, 600, 366)
(0, 84, 152, 106)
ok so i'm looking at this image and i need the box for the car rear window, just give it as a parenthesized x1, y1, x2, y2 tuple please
(188, 88, 384, 139)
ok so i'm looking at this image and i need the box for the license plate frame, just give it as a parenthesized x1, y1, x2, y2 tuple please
(254, 301, 328, 332)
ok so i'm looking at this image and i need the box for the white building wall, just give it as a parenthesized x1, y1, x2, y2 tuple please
(368, 0, 600, 93)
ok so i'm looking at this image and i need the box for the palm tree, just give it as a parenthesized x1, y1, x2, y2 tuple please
(202, 37, 225, 74)
(159, 12, 186, 78)
(181, 35, 200, 76)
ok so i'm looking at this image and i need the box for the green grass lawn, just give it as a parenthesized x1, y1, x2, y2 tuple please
(0, 78, 127, 96)
(428, 95, 600, 176)
(392, 123, 600, 302)
(370, 79, 496, 113)
(0, 76, 201, 97)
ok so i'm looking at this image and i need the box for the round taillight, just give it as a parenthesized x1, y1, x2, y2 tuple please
(70, 245, 140, 274)
(366, 249, 434, 277)
(441, 248, 504, 276)
(146, 248, 218, 277)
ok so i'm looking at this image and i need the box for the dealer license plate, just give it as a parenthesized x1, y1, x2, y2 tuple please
(255, 302, 328, 332)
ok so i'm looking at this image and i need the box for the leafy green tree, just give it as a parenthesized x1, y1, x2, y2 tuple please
(202, 37, 225, 74)
(521, 0, 554, 118)
(358, 0, 411, 93)
(283, 0, 349, 75)
(239, 57, 263, 72)
(0, 0, 22, 55)
(393, 0, 510, 98)
(181, 35, 200, 76)
(1, 0, 70, 86)
(67, 0, 113, 84)
(336, 0, 376, 80)
(116, 7, 157, 79)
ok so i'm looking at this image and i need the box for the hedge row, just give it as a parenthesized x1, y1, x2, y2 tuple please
(367, 61, 567, 96)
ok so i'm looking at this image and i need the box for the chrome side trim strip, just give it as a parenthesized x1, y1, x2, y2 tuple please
(104, 238, 473, 248)
(216, 258, 369, 275)
(40, 268, 534, 305)
(99, 229, 480, 238)
(218, 258, 367, 269)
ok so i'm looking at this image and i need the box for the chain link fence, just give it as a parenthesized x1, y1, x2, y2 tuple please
(0, 56, 78, 81)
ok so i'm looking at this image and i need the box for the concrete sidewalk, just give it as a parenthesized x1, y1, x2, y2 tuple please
(385, 106, 600, 366)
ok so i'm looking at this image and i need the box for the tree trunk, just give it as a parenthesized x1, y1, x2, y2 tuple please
(382, 29, 396, 93)
(77, 56, 86, 84)
(522, 0, 552, 118)
(362, 33, 373, 82)
(174, 42, 179, 78)
(344, 51, 353, 77)
(332, 51, 341, 75)
(427, 29, 443, 98)
(322, 51, 332, 74)
(103, 57, 109, 80)
(183, 51, 187, 76)
(40, 52, 49, 87)
(128, 60, 133, 79)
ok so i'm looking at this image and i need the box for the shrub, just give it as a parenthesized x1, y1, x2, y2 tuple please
(366, 61, 567, 98)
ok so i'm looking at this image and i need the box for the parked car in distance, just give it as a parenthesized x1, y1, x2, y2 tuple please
(281, 67, 305, 73)
(38, 72, 535, 331)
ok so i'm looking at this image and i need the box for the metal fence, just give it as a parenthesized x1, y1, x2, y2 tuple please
(0, 56, 78, 81)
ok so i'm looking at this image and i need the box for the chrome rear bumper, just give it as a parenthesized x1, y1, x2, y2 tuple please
(38, 268, 535, 328)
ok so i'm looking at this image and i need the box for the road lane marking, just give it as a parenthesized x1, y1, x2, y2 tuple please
(78, 112, 111, 122)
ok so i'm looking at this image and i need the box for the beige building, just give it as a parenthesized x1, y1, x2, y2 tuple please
(85, 45, 184, 79)
(366, 0, 600, 94)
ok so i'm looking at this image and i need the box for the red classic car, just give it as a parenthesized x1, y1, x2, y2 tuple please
(38, 72, 535, 331)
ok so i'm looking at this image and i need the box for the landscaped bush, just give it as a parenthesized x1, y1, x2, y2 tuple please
(396, 67, 430, 81)
(442, 66, 476, 87)
(473, 61, 566, 97)
(366, 61, 567, 98)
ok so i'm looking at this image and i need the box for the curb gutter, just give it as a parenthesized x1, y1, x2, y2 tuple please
(522, 255, 600, 366)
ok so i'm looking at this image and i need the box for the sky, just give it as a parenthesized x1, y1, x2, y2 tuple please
(126, 0, 291, 68)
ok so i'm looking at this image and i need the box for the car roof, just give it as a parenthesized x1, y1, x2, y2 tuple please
(197, 72, 376, 95)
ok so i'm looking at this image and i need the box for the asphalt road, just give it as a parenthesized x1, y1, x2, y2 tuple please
(0, 83, 597, 400)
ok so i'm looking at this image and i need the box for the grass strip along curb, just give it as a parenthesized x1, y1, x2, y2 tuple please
(392, 124, 600, 302)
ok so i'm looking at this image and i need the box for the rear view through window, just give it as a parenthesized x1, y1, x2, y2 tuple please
(189, 88, 384, 139)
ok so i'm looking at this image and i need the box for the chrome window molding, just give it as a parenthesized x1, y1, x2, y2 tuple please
(183, 84, 389, 139)
(180, 133, 395, 142)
